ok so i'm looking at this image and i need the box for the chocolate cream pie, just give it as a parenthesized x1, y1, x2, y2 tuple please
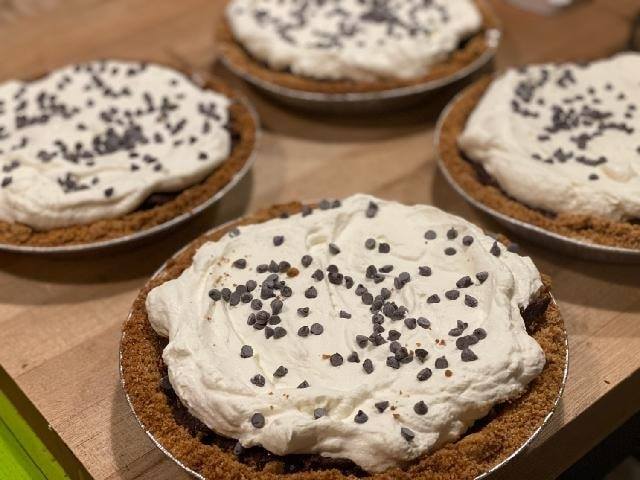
(121, 194, 567, 479)
(0, 60, 256, 247)
(440, 53, 640, 250)
(217, 0, 499, 94)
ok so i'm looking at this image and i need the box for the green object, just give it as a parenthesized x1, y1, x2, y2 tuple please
(0, 388, 69, 479)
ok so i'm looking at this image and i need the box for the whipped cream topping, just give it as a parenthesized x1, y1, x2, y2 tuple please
(147, 194, 545, 473)
(459, 53, 640, 221)
(0, 60, 231, 230)
(226, 0, 482, 82)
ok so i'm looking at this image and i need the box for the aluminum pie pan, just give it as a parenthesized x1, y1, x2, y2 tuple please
(119, 218, 569, 480)
(219, 11, 501, 113)
(0, 81, 260, 256)
(435, 84, 640, 264)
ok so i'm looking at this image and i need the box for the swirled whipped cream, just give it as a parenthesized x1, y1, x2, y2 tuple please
(459, 53, 640, 221)
(0, 60, 231, 230)
(226, 0, 482, 82)
(147, 194, 545, 473)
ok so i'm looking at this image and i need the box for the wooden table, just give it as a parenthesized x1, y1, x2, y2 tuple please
(1, 1, 639, 479)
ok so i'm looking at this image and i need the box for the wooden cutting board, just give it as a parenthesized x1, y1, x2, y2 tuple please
(0, 1, 639, 479)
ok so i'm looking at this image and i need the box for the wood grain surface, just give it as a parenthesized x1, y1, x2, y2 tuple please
(0, 1, 639, 479)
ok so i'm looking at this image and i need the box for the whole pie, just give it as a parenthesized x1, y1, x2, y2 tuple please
(0, 60, 256, 247)
(440, 53, 640, 250)
(121, 194, 567, 479)
(217, 0, 499, 95)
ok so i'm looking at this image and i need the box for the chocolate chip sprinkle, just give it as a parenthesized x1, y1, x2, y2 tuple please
(427, 294, 440, 304)
(305, 286, 318, 298)
(208, 289, 221, 301)
(401, 427, 415, 441)
(378, 243, 391, 253)
(232, 258, 247, 269)
(461, 348, 478, 362)
(347, 351, 360, 363)
(444, 247, 457, 256)
(456, 276, 473, 288)
(424, 230, 437, 240)
(419, 266, 432, 277)
(273, 365, 288, 378)
(417, 367, 432, 381)
(354, 410, 368, 424)
(476, 271, 489, 283)
(250, 374, 265, 387)
(297, 307, 310, 317)
(339, 310, 352, 319)
(375, 401, 389, 413)
(314, 408, 327, 419)
(417, 317, 431, 329)
(298, 325, 310, 337)
(301, 255, 312, 268)
(310, 323, 324, 335)
(363, 359, 374, 374)
(356, 335, 369, 348)
(490, 242, 501, 257)
(465, 295, 478, 308)
(446, 228, 458, 240)
(365, 238, 376, 250)
(298, 380, 309, 388)
(413, 400, 428, 415)
(366, 201, 379, 218)
(415, 348, 428, 362)
(445, 290, 460, 300)
(251, 413, 265, 429)
(435, 356, 448, 369)
(404, 317, 417, 329)
(329, 353, 343, 366)
(462, 235, 474, 246)
(240, 345, 253, 358)
(329, 243, 341, 255)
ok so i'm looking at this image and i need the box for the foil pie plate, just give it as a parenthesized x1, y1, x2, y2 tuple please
(119, 218, 569, 480)
(0, 77, 260, 256)
(219, 2, 502, 114)
(436, 83, 640, 264)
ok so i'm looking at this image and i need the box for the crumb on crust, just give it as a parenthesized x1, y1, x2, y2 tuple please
(120, 202, 567, 480)
(0, 77, 257, 247)
(215, 0, 499, 95)
(438, 76, 640, 250)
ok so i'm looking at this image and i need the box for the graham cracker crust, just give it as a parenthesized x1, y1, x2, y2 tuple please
(216, 0, 499, 95)
(120, 201, 567, 480)
(0, 76, 257, 248)
(438, 76, 640, 251)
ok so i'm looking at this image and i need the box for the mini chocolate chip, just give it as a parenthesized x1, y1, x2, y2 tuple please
(356, 335, 369, 348)
(298, 325, 310, 337)
(319, 199, 331, 210)
(305, 286, 318, 298)
(365, 238, 376, 250)
(404, 317, 417, 329)
(221, 288, 231, 301)
(419, 266, 432, 277)
(257, 264, 268, 273)
(378, 243, 390, 253)
(379, 265, 393, 274)
(388, 330, 401, 341)
(456, 276, 473, 289)
(273, 235, 284, 246)
(298, 380, 309, 388)
(251, 413, 265, 428)
(417, 367, 432, 381)
(462, 235, 474, 246)
(312, 269, 324, 281)
(274, 366, 288, 378)
(240, 345, 253, 358)
(370, 333, 386, 346)
(233, 442, 244, 456)
(465, 295, 478, 308)
(447, 228, 458, 240)
(247, 313, 256, 325)
(362, 293, 374, 305)
(355, 284, 367, 296)
(507, 243, 520, 253)
(424, 230, 437, 240)
(314, 408, 326, 419)
(246, 280, 257, 292)
(250, 374, 265, 387)
(444, 247, 457, 256)
(301, 255, 312, 267)
(366, 201, 379, 218)
(229, 291, 241, 306)
(414, 401, 428, 415)
(256, 310, 270, 323)
(271, 299, 283, 314)
(268, 315, 281, 325)
(473, 328, 487, 339)
(241, 293, 253, 303)
(280, 285, 291, 297)
(375, 401, 389, 413)
(273, 326, 287, 339)
(264, 327, 274, 339)
(427, 294, 440, 304)
(345, 276, 354, 289)
(347, 351, 360, 363)
(363, 359, 374, 374)
(386, 356, 400, 369)
(401, 427, 415, 441)
(461, 348, 478, 362)
(208, 289, 221, 301)
(445, 290, 460, 300)
(297, 307, 310, 317)
(251, 299, 263, 311)
(435, 356, 448, 369)
(490, 242, 501, 257)
(417, 317, 431, 329)
(329, 243, 341, 255)
(476, 271, 489, 283)
(104, 187, 114, 198)
(354, 410, 369, 424)
(339, 310, 352, 319)
(233, 258, 247, 269)
(330, 353, 343, 366)
(310, 323, 324, 335)
(415, 349, 428, 362)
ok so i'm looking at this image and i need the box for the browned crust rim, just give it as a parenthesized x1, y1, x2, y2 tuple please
(0, 75, 257, 247)
(120, 201, 567, 480)
(216, 0, 499, 95)
(438, 76, 640, 250)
